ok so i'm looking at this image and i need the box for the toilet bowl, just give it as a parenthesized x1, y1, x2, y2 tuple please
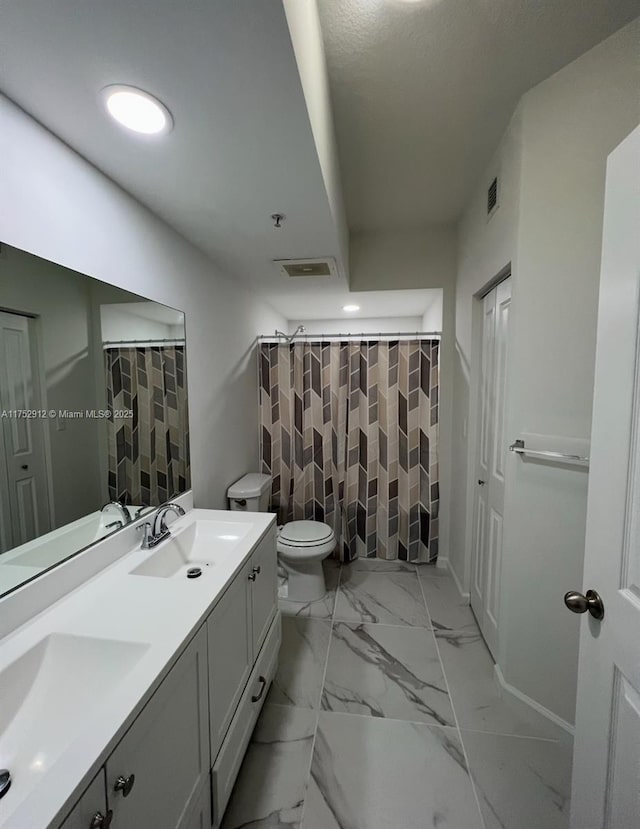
(227, 473, 335, 602)
(277, 521, 335, 602)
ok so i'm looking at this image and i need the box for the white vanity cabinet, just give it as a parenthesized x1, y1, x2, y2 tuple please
(106, 626, 209, 829)
(54, 522, 279, 829)
(208, 526, 280, 827)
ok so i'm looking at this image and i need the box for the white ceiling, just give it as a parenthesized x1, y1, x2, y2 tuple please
(274, 287, 441, 321)
(1, 1, 636, 320)
(0, 0, 348, 314)
(317, 0, 639, 231)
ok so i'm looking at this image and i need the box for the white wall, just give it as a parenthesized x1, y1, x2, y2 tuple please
(286, 316, 424, 335)
(0, 94, 285, 511)
(0, 244, 103, 527)
(349, 226, 456, 566)
(450, 105, 524, 590)
(100, 305, 184, 342)
(501, 19, 640, 725)
(452, 18, 640, 725)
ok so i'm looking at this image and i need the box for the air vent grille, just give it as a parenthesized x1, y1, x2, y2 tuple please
(274, 257, 337, 278)
(487, 177, 498, 215)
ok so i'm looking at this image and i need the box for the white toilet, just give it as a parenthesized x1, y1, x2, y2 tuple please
(227, 473, 336, 602)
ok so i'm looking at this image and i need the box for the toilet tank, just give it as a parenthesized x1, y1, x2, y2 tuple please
(227, 473, 272, 512)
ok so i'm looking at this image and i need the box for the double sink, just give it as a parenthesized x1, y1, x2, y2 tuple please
(0, 510, 255, 823)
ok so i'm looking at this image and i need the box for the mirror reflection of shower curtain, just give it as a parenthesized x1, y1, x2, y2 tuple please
(104, 346, 190, 506)
(259, 340, 439, 563)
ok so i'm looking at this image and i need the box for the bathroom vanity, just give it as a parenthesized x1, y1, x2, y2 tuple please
(0, 506, 279, 829)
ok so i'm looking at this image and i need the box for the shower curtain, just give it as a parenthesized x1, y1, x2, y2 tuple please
(259, 339, 440, 563)
(105, 345, 190, 506)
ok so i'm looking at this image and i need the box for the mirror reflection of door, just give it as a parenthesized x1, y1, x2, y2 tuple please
(471, 276, 511, 657)
(0, 310, 51, 552)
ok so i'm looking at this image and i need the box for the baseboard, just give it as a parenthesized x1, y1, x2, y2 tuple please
(437, 558, 470, 601)
(494, 664, 575, 737)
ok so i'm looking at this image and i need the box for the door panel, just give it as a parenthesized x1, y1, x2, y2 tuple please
(570, 128, 640, 828)
(473, 496, 486, 605)
(486, 508, 503, 635)
(471, 277, 511, 656)
(0, 311, 51, 549)
(471, 293, 496, 618)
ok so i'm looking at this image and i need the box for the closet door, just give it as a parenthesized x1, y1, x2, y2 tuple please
(471, 277, 511, 657)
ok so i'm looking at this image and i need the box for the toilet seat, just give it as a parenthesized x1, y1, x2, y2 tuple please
(279, 520, 333, 546)
(277, 521, 336, 560)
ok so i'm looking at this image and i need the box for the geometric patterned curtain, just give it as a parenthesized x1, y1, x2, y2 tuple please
(259, 340, 439, 563)
(105, 345, 190, 507)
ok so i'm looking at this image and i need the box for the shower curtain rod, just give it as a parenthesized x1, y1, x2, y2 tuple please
(258, 331, 441, 340)
(102, 338, 186, 346)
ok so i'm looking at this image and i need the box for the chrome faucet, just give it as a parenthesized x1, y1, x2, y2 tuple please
(101, 500, 132, 527)
(138, 502, 186, 550)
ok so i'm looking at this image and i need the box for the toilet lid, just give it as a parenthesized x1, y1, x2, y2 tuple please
(279, 521, 333, 545)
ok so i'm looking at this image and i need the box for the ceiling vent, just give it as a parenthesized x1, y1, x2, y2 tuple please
(274, 257, 338, 278)
(487, 176, 499, 218)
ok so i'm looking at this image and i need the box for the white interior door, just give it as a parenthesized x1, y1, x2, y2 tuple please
(0, 311, 51, 550)
(569, 127, 640, 828)
(471, 276, 511, 657)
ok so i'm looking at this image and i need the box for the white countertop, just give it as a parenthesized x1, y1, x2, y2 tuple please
(0, 507, 276, 829)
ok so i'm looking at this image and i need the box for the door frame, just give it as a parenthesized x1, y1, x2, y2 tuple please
(463, 265, 512, 634)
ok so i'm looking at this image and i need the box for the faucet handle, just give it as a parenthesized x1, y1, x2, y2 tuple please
(137, 522, 155, 549)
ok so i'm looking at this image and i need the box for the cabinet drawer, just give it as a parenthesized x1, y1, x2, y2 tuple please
(211, 613, 281, 826)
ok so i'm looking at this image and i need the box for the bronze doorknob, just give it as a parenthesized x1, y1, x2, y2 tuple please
(564, 589, 604, 621)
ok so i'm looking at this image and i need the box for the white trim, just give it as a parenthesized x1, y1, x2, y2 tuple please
(494, 663, 575, 737)
(436, 557, 471, 600)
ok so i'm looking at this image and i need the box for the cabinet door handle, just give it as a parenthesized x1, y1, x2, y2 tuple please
(248, 572, 257, 581)
(252, 565, 261, 576)
(90, 811, 113, 828)
(251, 675, 267, 703)
(114, 773, 135, 797)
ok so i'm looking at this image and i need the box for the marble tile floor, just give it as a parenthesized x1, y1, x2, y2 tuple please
(221, 560, 573, 829)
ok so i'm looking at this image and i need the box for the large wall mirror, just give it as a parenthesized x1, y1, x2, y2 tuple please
(0, 244, 190, 598)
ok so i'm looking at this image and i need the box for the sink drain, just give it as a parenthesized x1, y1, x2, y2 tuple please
(187, 567, 202, 579)
(0, 769, 11, 799)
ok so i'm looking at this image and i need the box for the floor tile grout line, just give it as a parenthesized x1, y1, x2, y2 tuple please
(297, 560, 343, 828)
(416, 569, 488, 829)
(456, 727, 564, 744)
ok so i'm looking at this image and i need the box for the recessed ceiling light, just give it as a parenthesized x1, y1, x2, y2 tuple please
(102, 85, 173, 135)
(343, 304, 360, 312)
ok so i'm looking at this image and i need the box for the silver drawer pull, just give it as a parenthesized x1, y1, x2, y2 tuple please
(114, 773, 135, 797)
(90, 811, 113, 828)
(251, 675, 267, 703)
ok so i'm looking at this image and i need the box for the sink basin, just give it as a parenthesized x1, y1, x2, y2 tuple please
(0, 633, 148, 809)
(130, 519, 251, 578)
